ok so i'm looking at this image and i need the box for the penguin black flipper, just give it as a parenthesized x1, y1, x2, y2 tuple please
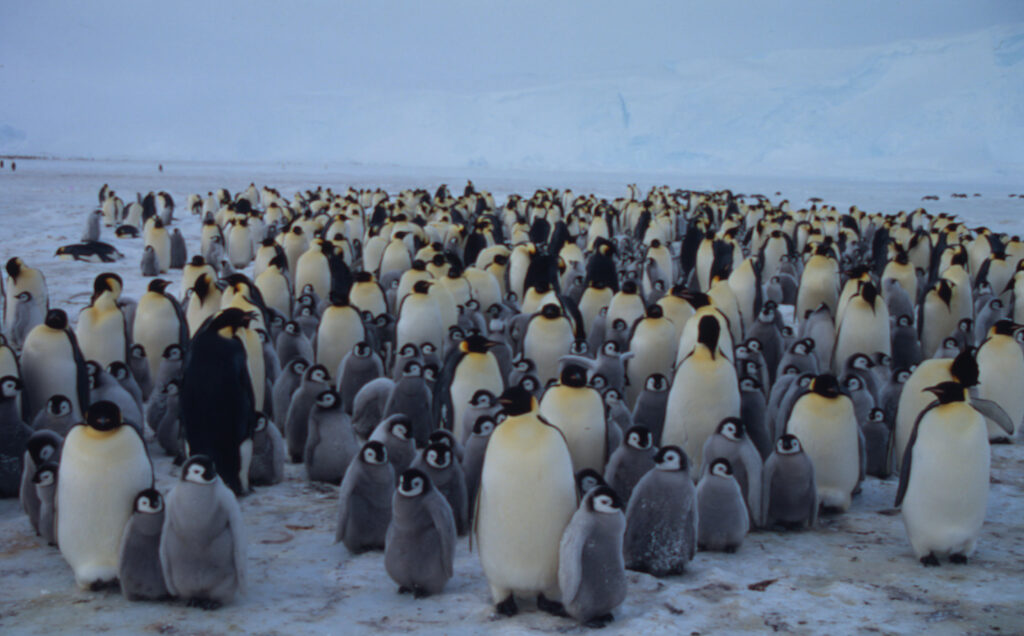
(328, 249, 354, 300)
(895, 399, 941, 507)
(974, 258, 993, 290)
(432, 346, 462, 431)
(679, 220, 704, 280)
(969, 396, 1014, 436)
(65, 327, 91, 416)
(529, 216, 551, 246)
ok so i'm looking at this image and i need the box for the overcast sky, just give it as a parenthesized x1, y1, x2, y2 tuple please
(1, 0, 1022, 173)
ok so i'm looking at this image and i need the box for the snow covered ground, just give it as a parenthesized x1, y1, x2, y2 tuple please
(0, 160, 1022, 634)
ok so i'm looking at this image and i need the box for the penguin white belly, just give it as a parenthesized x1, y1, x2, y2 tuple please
(894, 360, 951, 471)
(22, 331, 81, 418)
(796, 267, 838, 321)
(464, 268, 502, 312)
(901, 413, 989, 558)
(349, 286, 387, 317)
(450, 356, 503, 442)
(786, 398, 859, 511)
(976, 340, 1024, 439)
(134, 309, 180, 380)
(316, 309, 365, 378)
(396, 299, 443, 354)
(523, 321, 573, 386)
(240, 327, 266, 412)
(663, 351, 740, 476)
(186, 295, 220, 337)
(626, 321, 677, 406)
(57, 427, 151, 588)
(539, 389, 606, 473)
(255, 270, 292, 318)
(578, 289, 612, 337)
(146, 232, 171, 273)
(295, 253, 331, 299)
(606, 296, 644, 331)
(227, 227, 254, 268)
(77, 311, 126, 369)
(476, 420, 576, 600)
(833, 303, 891, 373)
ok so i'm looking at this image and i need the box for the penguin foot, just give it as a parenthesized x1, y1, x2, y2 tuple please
(584, 614, 614, 628)
(920, 553, 941, 567)
(187, 597, 222, 610)
(88, 579, 119, 592)
(723, 545, 739, 554)
(990, 437, 1012, 445)
(949, 554, 969, 565)
(495, 595, 518, 617)
(537, 593, 568, 617)
(398, 586, 411, 595)
(412, 586, 431, 599)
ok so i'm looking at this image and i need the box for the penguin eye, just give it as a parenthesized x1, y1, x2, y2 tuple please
(479, 421, 494, 434)
(847, 377, 861, 390)
(603, 342, 617, 355)
(393, 424, 408, 438)
(422, 343, 436, 354)
(427, 450, 438, 464)
(314, 370, 327, 382)
(424, 368, 436, 380)
(295, 362, 308, 374)
(40, 446, 54, 460)
(60, 403, 71, 415)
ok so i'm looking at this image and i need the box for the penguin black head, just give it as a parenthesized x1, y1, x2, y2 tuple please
(859, 281, 879, 306)
(603, 387, 622, 404)
(644, 373, 668, 392)
(869, 408, 885, 423)
(422, 442, 452, 470)
(844, 375, 863, 392)
(575, 468, 607, 495)
(93, 272, 123, 297)
(0, 375, 21, 400)
(289, 358, 309, 376)
(991, 319, 1017, 337)
(360, 440, 388, 465)
(46, 395, 72, 417)
(646, 304, 664, 320)
(716, 417, 745, 441)
(460, 334, 493, 354)
(540, 303, 562, 320)
(386, 415, 412, 440)
(625, 426, 653, 450)
(5, 257, 22, 279)
(428, 429, 457, 449)
(498, 385, 537, 416)
(569, 339, 589, 355)
(398, 343, 420, 358)
(896, 313, 913, 328)
(810, 374, 841, 398)
(412, 280, 432, 295)
(776, 434, 803, 455)
(586, 485, 623, 514)
(560, 363, 588, 388)
(924, 381, 967, 405)
(588, 372, 607, 390)
(739, 376, 761, 393)
(27, 430, 62, 464)
(44, 309, 69, 330)
(397, 468, 431, 497)
(696, 315, 721, 353)
(709, 457, 734, 477)
(107, 361, 130, 381)
(950, 349, 980, 388)
(85, 400, 123, 432)
(621, 280, 639, 295)
(189, 255, 207, 267)
(315, 389, 341, 410)
(654, 445, 688, 472)
(307, 364, 331, 384)
(84, 361, 102, 389)
(472, 415, 497, 436)
(133, 488, 164, 514)
(210, 307, 252, 334)
(182, 455, 218, 484)
(935, 279, 954, 306)
(401, 360, 423, 378)
(163, 344, 183, 361)
(148, 278, 171, 294)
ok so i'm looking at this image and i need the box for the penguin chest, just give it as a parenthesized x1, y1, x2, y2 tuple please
(786, 395, 859, 510)
(227, 227, 254, 267)
(135, 302, 180, 379)
(976, 337, 1024, 435)
(664, 351, 739, 473)
(450, 355, 503, 441)
(539, 388, 607, 474)
(22, 329, 79, 416)
(317, 309, 365, 375)
(78, 307, 127, 368)
(834, 301, 891, 371)
(396, 298, 443, 352)
(350, 284, 386, 317)
(894, 360, 952, 469)
(295, 252, 331, 298)
(578, 289, 612, 335)
(627, 321, 677, 396)
(523, 319, 573, 384)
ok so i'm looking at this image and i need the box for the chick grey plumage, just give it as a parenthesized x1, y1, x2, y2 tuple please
(336, 441, 394, 553)
(170, 229, 187, 269)
(862, 407, 892, 478)
(777, 338, 819, 378)
(248, 413, 286, 487)
(82, 209, 102, 243)
(762, 434, 817, 529)
(384, 468, 456, 597)
(739, 376, 771, 459)
(558, 485, 627, 627)
(630, 374, 669, 445)
(410, 442, 468, 536)
(86, 361, 144, 435)
(284, 364, 331, 463)
(107, 361, 144, 420)
(128, 344, 154, 401)
(11, 291, 44, 351)
(603, 426, 655, 504)
(369, 414, 416, 474)
(351, 377, 395, 440)
(160, 456, 246, 609)
(890, 314, 923, 371)
(141, 246, 160, 277)
(383, 360, 434, 446)
(34, 462, 58, 545)
(275, 321, 315, 368)
(336, 342, 384, 415)
(0, 376, 32, 497)
(701, 418, 764, 528)
(155, 380, 182, 457)
(458, 389, 500, 444)
(271, 358, 308, 432)
(696, 458, 749, 552)
(304, 388, 358, 484)
(460, 414, 496, 507)
(119, 488, 169, 600)
(603, 388, 633, 436)
(623, 445, 696, 576)
(20, 429, 62, 533)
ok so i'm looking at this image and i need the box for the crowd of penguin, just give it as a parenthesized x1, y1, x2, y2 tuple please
(1, 179, 1023, 625)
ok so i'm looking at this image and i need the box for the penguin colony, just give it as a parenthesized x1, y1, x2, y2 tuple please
(1, 179, 1022, 625)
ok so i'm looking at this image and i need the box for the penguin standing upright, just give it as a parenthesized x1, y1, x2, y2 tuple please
(539, 363, 609, 474)
(336, 440, 394, 554)
(523, 303, 576, 387)
(20, 309, 89, 420)
(134, 280, 188, 381)
(20, 429, 62, 533)
(118, 488, 169, 601)
(4, 258, 48, 340)
(56, 401, 153, 589)
(762, 434, 817, 529)
(602, 425, 656, 505)
(975, 320, 1024, 441)
(76, 274, 129, 368)
(314, 293, 366, 379)
(438, 335, 504, 441)
(384, 468, 456, 597)
(475, 386, 577, 617)
(696, 458, 749, 552)
(0, 376, 31, 497)
(833, 281, 890, 374)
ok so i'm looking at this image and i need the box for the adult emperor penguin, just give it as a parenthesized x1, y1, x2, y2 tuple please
(896, 381, 1012, 565)
(160, 455, 247, 608)
(795, 243, 840, 322)
(180, 309, 256, 495)
(4, 257, 48, 338)
(663, 315, 740, 476)
(975, 320, 1024, 441)
(314, 292, 366, 378)
(785, 374, 860, 512)
(624, 304, 678, 407)
(919, 278, 959, 359)
(539, 363, 610, 474)
(437, 334, 504, 442)
(76, 273, 129, 368)
(396, 280, 445, 358)
(523, 303, 575, 386)
(20, 309, 89, 420)
(134, 279, 188, 381)
(833, 281, 890, 374)
(143, 217, 172, 273)
(57, 401, 153, 589)
(474, 385, 577, 617)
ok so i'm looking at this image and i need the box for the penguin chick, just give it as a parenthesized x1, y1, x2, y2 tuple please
(700, 418, 764, 528)
(369, 414, 417, 475)
(0, 375, 32, 497)
(33, 462, 58, 546)
(384, 468, 456, 597)
(20, 429, 62, 534)
(155, 379, 183, 458)
(762, 434, 817, 530)
(410, 442, 469, 536)
(285, 364, 331, 463)
(336, 441, 394, 554)
(160, 455, 246, 609)
(558, 485, 627, 628)
(461, 414, 496, 507)
(603, 426, 656, 505)
(304, 388, 358, 484)
(351, 376, 395, 440)
(118, 488, 169, 601)
(248, 412, 285, 487)
(140, 246, 160, 277)
(696, 458, 749, 553)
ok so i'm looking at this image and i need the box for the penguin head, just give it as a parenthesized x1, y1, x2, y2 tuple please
(575, 468, 606, 495)
(512, 356, 534, 373)
(654, 445, 688, 472)
(307, 364, 331, 384)
(894, 368, 912, 384)
(47, 395, 72, 417)
(896, 314, 913, 328)
(869, 408, 885, 423)
(428, 430, 457, 451)
(739, 376, 761, 393)
(85, 361, 102, 389)
(589, 373, 607, 390)
(709, 458, 734, 478)
(519, 375, 541, 395)
(644, 374, 668, 392)
(93, 272, 124, 299)
(540, 303, 562, 320)
(603, 388, 622, 405)
(401, 360, 423, 378)
(625, 426, 653, 450)
(33, 462, 58, 487)
(85, 401, 123, 434)
(586, 485, 623, 515)
(470, 390, 495, 408)
(315, 388, 341, 410)
(991, 319, 1017, 337)
(950, 349, 980, 388)
(696, 315, 721, 355)
(844, 375, 863, 393)
(107, 361, 130, 382)
(289, 358, 309, 377)
(253, 413, 268, 433)
(775, 434, 803, 455)
(460, 334, 493, 354)
(498, 385, 537, 416)
(397, 468, 430, 497)
(43, 309, 69, 330)
(569, 339, 589, 355)
(5, 257, 23, 279)
(924, 381, 968, 405)
(810, 374, 841, 398)
(716, 417, 744, 441)
(360, 441, 388, 465)
(0, 375, 21, 400)
(27, 430, 62, 464)
(602, 340, 621, 356)
(422, 442, 452, 470)
(133, 488, 164, 514)
(130, 344, 147, 364)
(412, 280, 432, 295)
(388, 416, 411, 441)
(398, 342, 420, 359)
(163, 344, 183, 362)
(560, 363, 588, 388)
(182, 455, 218, 484)
(934, 279, 954, 306)
(147, 278, 172, 295)
(421, 342, 438, 357)
(472, 415, 497, 436)
(745, 338, 762, 354)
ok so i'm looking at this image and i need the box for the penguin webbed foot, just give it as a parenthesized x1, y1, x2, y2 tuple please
(949, 554, 969, 565)
(583, 613, 615, 628)
(495, 595, 518, 617)
(920, 553, 941, 567)
(412, 586, 431, 599)
(398, 585, 412, 595)
(537, 593, 568, 617)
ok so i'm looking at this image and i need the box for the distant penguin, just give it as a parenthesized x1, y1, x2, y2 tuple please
(140, 246, 160, 277)
(558, 485, 627, 627)
(304, 388, 358, 484)
(696, 458, 749, 553)
(248, 413, 285, 487)
(82, 209, 102, 243)
(170, 229, 188, 269)
(336, 440, 394, 553)
(57, 401, 153, 589)
(4, 258, 48, 333)
(143, 217, 172, 272)
(76, 273, 129, 368)
(10, 291, 44, 351)
(763, 434, 818, 530)
(410, 442, 469, 536)
(384, 468, 456, 597)
(284, 363, 331, 463)
(160, 455, 247, 608)
(21, 309, 89, 424)
(623, 445, 697, 576)
(603, 426, 655, 505)
(118, 489, 169, 601)
(369, 414, 417, 475)
(0, 376, 31, 497)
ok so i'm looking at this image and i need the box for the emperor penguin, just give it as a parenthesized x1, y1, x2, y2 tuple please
(461, 413, 496, 506)
(160, 455, 247, 608)
(603, 425, 656, 504)
(833, 281, 890, 374)
(384, 468, 456, 597)
(896, 381, 1012, 565)
(622, 445, 697, 576)
(170, 228, 187, 269)
(696, 458, 749, 552)
(523, 303, 576, 386)
(254, 255, 293, 319)
(4, 258, 48, 338)
(439, 334, 504, 442)
(20, 309, 89, 420)
(336, 440, 394, 554)
(624, 304, 678, 406)
(248, 413, 285, 486)
(118, 489, 169, 601)
(795, 243, 840, 322)
(785, 374, 860, 512)
(396, 280, 445, 358)
(369, 414, 417, 475)
(410, 441, 469, 536)
(304, 388, 358, 484)
(763, 434, 818, 530)
(284, 363, 331, 463)
(10, 291, 45, 351)
(276, 320, 315, 368)
(34, 462, 59, 545)
(20, 429, 62, 533)
(474, 385, 577, 617)
(0, 376, 31, 497)
(701, 418, 764, 527)
(919, 278, 959, 359)
(143, 217, 172, 273)
(557, 485, 627, 627)
(57, 401, 153, 589)
(225, 218, 255, 269)
(76, 273, 129, 368)
(539, 363, 610, 474)
(664, 315, 741, 476)
(336, 342, 384, 415)
(31, 395, 75, 435)
(975, 320, 1024, 441)
(314, 293, 366, 377)
(134, 279, 188, 381)
(383, 359, 434, 446)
